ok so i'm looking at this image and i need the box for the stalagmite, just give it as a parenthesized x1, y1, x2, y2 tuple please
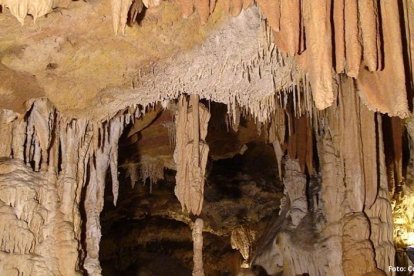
(283, 158, 307, 226)
(342, 214, 377, 275)
(253, 158, 323, 275)
(231, 227, 255, 267)
(365, 115, 395, 273)
(174, 95, 210, 215)
(192, 218, 204, 276)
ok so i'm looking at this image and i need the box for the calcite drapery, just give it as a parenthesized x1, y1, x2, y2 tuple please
(174, 95, 210, 216)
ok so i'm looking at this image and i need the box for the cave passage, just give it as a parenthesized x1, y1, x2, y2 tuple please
(99, 102, 282, 275)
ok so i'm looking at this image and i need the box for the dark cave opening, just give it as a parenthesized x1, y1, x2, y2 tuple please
(98, 101, 283, 275)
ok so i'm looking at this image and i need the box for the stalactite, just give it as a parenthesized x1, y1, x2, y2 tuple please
(222, 0, 230, 15)
(82, 115, 125, 275)
(403, 0, 414, 85)
(333, 0, 345, 73)
(357, 0, 409, 117)
(27, 99, 55, 171)
(301, 0, 334, 110)
(140, 159, 164, 193)
(344, 0, 362, 78)
(178, 0, 194, 18)
(209, 0, 216, 14)
(174, 95, 210, 215)
(129, 0, 144, 24)
(125, 163, 139, 188)
(255, 0, 280, 32)
(162, 121, 176, 148)
(111, 0, 133, 35)
(12, 118, 27, 161)
(358, 0, 380, 72)
(192, 218, 204, 276)
(242, 0, 252, 10)
(195, 0, 210, 25)
(230, 0, 243, 17)
(109, 117, 125, 206)
(0, 110, 17, 158)
(269, 105, 286, 179)
(226, 99, 240, 132)
(142, 0, 161, 8)
(111, 0, 122, 34)
(0, 0, 54, 24)
(272, 0, 301, 56)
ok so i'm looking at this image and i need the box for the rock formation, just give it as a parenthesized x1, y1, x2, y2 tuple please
(0, 0, 413, 275)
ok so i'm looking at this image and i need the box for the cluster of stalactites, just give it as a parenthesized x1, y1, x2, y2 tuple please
(0, 98, 147, 275)
(257, 0, 409, 116)
(0, 99, 56, 173)
(109, 0, 409, 117)
(111, 0, 255, 34)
